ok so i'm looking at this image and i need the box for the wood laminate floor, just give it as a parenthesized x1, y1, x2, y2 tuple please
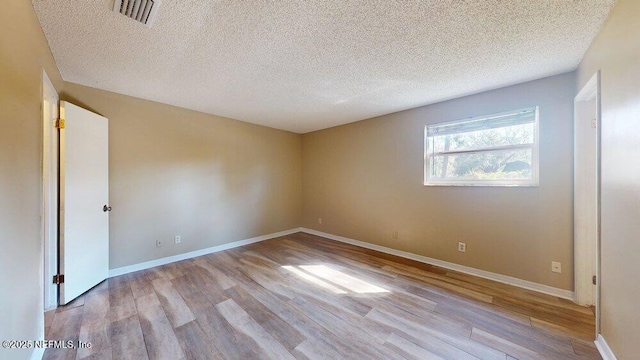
(44, 232, 600, 360)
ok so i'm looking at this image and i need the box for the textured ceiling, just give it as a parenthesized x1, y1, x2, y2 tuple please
(33, 0, 615, 133)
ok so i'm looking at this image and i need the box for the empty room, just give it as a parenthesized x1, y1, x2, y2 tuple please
(1, 0, 638, 359)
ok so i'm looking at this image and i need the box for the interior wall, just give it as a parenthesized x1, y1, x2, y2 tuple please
(0, 1, 64, 360)
(302, 72, 576, 290)
(577, 0, 639, 357)
(62, 83, 302, 270)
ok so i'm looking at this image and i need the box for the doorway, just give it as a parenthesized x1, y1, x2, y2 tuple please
(574, 71, 601, 335)
(42, 70, 59, 311)
(41, 79, 111, 313)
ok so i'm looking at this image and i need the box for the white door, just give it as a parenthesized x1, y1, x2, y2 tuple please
(574, 71, 601, 338)
(59, 101, 110, 305)
(574, 96, 598, 306)
(42, 71, 59, 310)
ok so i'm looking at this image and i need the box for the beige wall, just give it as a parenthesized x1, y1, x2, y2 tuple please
(3, 0, 632, 358)
(577, 0, 639, 357)
(302, 72, 576, 290)
(0, 1, 64, 360)
(62, 83, 302, 269)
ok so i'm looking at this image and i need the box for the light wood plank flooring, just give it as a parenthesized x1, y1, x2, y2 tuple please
(44, 232, 600, 359)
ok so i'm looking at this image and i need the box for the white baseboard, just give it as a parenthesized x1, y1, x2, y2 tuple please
(30, 347, 45, 360)
(109, 228, 302, 277)
(300, 228, 574, 300)
(595, 334, 618, 360)
(108, 226, 574, 300)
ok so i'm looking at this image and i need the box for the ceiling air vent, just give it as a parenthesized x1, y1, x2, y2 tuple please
(113, 0, 160, 27)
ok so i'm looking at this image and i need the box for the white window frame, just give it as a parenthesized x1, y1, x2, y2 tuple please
(424, 107, 540, 187)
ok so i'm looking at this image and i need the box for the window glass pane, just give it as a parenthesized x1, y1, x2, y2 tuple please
(432, 123, 534, 153)
(430, 148, 532, 181)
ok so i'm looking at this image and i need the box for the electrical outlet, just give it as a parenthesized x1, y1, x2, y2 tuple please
(392, 231, 399, 240)
(175, 235, 181, 244)
(458, 242, 466, 252)
(318, 218, 322, 224)
(552, 261, 562, 273)
(156, 239, 163, 248)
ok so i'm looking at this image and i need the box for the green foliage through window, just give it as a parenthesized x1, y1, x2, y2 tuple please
(425, 107, 538, 186)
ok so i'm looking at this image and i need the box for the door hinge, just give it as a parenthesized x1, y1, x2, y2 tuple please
(53, 274, 65, 284)
(55, 119, 65, 129)
(592, 275, 597, 285)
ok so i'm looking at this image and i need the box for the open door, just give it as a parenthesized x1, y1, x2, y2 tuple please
(59, 101, 110, 305)
(574, 71, 601, 335)
(42, 70, 59, 310)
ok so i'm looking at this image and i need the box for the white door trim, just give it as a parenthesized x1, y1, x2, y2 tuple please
(574, 71, 601, 334)
(41, 70, 59, 311)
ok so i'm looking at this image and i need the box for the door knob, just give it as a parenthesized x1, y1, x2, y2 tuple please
(103, 205, 112, 212)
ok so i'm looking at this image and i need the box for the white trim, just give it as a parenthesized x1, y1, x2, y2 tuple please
(109, 228, 302, 277)
(30, 347, 45, 360)
(576, 73, 599, 101)
(108, 226, 574, 299)
(573, 71, 601, 333)
(300, 228, 574, 300)
(595, 334, 618, 360)
(41, 69, 59, 312)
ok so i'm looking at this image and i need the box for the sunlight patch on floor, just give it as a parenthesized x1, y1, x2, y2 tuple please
(282, 264, 389, 294)
(282, 265, 347, 294)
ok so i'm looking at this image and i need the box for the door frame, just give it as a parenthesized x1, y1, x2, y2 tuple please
(573, 71, 601, 334)
(41, 70, 59, 311)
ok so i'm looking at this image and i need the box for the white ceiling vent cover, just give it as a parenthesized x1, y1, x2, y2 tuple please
(113, 0, 160, 27)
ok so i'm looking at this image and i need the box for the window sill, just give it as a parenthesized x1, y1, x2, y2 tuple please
(423, 182, 539, 187)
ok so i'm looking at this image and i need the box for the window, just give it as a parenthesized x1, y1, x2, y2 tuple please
(424, 107, 539, 186)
